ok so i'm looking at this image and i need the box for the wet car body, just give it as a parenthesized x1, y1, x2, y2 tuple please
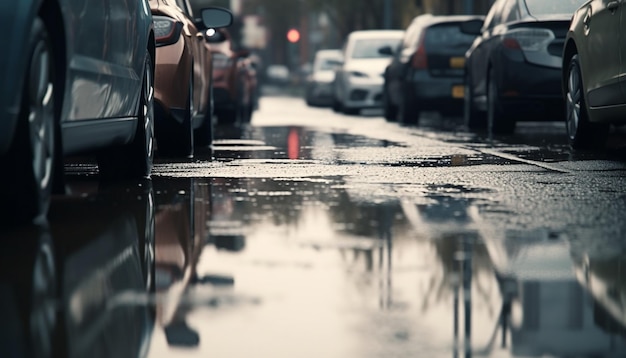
(383, 15, 483, 125)
(463, 0, 583, 134)
(332, 30, 404, 115)
(0, 0, 155, 224)
(562, 0, 626, 150)
(205, 28, 256, 126)
(150, 0, 216, 157)
(305, 49, 342, 107)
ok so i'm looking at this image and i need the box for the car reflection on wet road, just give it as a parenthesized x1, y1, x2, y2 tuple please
(1, 95, 626, 357)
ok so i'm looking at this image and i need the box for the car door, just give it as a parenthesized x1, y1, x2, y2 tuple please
(580, 0, 622, 108)
(64, 0, 142, 122)
(467, 0, 506, 103)
(620, 0, 626, 102)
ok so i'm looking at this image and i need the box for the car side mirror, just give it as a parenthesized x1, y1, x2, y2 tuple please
(460, 19, 484, 36)
(201, 7, 233, 29)
(378, 45, 394, 56)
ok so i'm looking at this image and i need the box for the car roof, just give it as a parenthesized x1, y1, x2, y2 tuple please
(315, 49, 342, 58)
(411, 14, 485, 27)
(347, 30, 405, 40)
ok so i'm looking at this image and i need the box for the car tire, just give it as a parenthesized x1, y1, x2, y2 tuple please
(383, 86, 397, 122)
(487, 67, 515, 135)
(332, 96, 342, 113)
(565, 54, 609, 150)
(157, 73, 194, 157)
(99, 52, 155, 179)
(464, 75, 486, 130)
(0, 17, 57, 224)
(398, 90, 419, 125)
(194, 83, 214, 148)
(342, 106, 360, 115)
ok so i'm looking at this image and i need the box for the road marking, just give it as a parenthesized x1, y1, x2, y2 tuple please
(478, 148, 572, 173)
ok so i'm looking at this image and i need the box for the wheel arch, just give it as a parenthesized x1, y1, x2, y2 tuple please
(40, 0, 66, 125)
(562, 40, 578, 95)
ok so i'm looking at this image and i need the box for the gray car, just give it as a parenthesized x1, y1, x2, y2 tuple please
(305, 49, 342, 107)
(562, 0, 626, 150)
(0, 1, 156, 224)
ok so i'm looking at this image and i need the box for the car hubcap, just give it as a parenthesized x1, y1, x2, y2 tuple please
(566, 63, 581, 141)
(28, 41, 54, 193)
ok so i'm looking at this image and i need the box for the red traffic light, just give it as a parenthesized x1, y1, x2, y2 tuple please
(287, 28, 300, 43)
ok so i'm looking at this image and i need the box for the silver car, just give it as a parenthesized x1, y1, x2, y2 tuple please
(332, 30, 404, 115)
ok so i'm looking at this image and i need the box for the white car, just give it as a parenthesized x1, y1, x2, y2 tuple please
(332, 30, 404, 115)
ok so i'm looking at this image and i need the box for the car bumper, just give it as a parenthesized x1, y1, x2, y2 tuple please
(495, 50, 564, 117)
(410, 71, 465, 114)
(343, 78, 384, 109)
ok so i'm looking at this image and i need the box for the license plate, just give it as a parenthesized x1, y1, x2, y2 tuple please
(452, 85, 464, 98)
(450, 57, 465, 68)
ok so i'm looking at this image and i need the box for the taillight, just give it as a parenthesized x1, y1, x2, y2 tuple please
(502, 28, 554, 52)
(154, 16, 183, 47)
(411, 30, 428, 69)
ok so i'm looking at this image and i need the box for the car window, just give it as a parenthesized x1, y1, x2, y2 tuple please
(424, 24, 477, 51)
(524, 0, 586, 16)
(350, 38, 402, 59)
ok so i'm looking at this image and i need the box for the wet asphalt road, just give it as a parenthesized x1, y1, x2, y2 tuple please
(2, 92, 626, 357)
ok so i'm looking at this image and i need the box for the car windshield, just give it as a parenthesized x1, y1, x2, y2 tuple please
(351, 38, 401, 59)
(315, 56, 341, 71)
(424, 24, 477, 50)
(524, 0, 586, 16)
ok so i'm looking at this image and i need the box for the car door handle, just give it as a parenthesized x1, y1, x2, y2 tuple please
(608, 1, 619, 12)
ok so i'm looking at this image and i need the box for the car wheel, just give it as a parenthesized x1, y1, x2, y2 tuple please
(157, 73, 194, 157)
(0, 17, 57, 224)
(194, 83, 214, 148)
(398, 90, 419, 125)
(565, 54, 609, 150)
(332, 96, 342, 113)
(342, 106, 360, 115)
(464, 75, 486, 130)
(383, 86, 397, 122)
(99, 52, 155, 179)
(487, 67, 515, 135)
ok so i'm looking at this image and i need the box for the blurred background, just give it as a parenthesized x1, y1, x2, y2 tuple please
(191, 0, 493, 89)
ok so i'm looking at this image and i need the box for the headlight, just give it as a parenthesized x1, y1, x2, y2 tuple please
(502, 28, 555, 52)
(154, 16, 183, 47)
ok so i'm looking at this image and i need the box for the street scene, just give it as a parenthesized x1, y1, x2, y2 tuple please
(1, 0, 626, 357)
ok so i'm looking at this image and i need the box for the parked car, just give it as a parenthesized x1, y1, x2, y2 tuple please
(266, 64, 291, 85)
(562, 0, 626, 149)
(382, 14, 483, 124)
(332, 30, 404, 115)
(150, 0, 233, 157)
(204, 28, 257, 126)
(462, 0, 585, 134)
(0, 0, 155, 224)
(305, 49, 343, 107)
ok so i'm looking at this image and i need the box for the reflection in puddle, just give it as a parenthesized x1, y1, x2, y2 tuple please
(144, 176, 626, 357)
